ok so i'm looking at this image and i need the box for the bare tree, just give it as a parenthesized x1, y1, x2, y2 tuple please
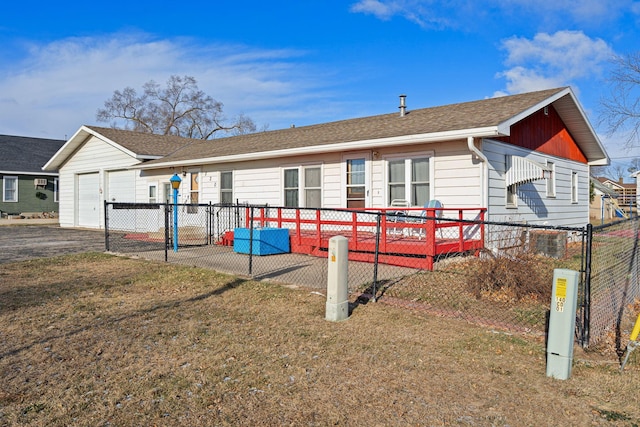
(592, 163, 629, 182)
(599, 51, 640, 147)
(96, 75, 256, 139)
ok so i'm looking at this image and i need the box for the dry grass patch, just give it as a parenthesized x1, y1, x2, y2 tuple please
(1, 253, 639, 426)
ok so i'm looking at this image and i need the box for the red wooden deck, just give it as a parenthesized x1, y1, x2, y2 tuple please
(228, 206, 486, 270)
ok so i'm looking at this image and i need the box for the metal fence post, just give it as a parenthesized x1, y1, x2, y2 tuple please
(164, 203, 172, 262)
(581, 223, 593, 347)
(104, 200, 110, 252)
(372, 213, 381, 302)
(249, 205, 254, 276)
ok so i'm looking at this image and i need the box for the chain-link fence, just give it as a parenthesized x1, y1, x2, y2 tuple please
(589, 219, 640, 352)
(105, 201, 640, 351)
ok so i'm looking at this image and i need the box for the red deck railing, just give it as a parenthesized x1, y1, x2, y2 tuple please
(233, 206, 486, 270)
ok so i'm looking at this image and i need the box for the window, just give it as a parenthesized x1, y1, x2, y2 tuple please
(283, 166, 321, 208)
(388, 160, 405, 203)
(148, 184, 157, 203)
(346, 158, 366, 208)
(505, 155, 517, 207)
(546, 161, 556, 197)
(386, 157, 430, 206)
(411, 158, 430, 207)
(571, 172, 578, 203)
(3, 176, 17, 202)
(54, 178, 59, 203)
(220, 171, 233, 204)
(284, 169, 299, 207)
(304, 167, 321, 208)
(506, 184, 518, 207)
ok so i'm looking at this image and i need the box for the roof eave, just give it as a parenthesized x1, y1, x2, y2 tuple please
(1, 170, 59, 176)
(43, 125, 144, 171)
(136, 126, 503, 170)
(496, 87, 609, 165)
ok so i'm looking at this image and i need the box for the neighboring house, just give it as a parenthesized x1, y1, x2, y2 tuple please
(0, 134, 65, 217)
(590, 176, 623, 222)
(632, 170, 640, 209)
(44, 87, 608, 229)
(595, 176, 637, 211)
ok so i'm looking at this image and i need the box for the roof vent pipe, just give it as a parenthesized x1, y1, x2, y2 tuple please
(399, 94, 407, 117)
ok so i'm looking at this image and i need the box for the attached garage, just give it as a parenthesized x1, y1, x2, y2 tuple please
(43, 126, 190, 229)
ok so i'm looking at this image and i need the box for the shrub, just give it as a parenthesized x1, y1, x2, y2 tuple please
(466, 253, 554, 303)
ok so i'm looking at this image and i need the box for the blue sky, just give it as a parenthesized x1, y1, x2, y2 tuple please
(1, 1, 638, 171)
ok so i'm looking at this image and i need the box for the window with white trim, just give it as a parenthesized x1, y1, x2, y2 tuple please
(283, 166, 322, 208)
(571, 171, 578, 203)
(3, 176, 17, 202)
(505, 156, 517, 207)
(54, 178, 59, 203)
(148, 184, 157, 203)
(546, 161, 556, 197)
(220, 171, 233, 204)
(386, 157, 430, 206)
(284, 168, 299, 207)
(304, 167, 321, 208)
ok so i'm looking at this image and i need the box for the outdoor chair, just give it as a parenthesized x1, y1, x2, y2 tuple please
(387, 199, 410, 235)
(414, 199, 444, 240)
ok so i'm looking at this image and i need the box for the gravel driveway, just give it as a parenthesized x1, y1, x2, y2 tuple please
(0, 225, 105, 264)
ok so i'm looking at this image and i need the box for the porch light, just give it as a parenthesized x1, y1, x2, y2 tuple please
(170, 173, 182, 190)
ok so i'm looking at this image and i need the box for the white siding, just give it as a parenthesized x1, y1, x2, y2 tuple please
(484, 138, 589, 226)
(58, 135, 140, 228)
(432, 142, 482, 208)
(137, 142, 483, 214)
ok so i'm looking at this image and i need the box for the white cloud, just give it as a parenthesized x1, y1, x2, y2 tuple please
(350, 0, 398, 19)
(350, 0, 635, 30)
(495, 30, 614, 95)
(0, 34, 335, 139)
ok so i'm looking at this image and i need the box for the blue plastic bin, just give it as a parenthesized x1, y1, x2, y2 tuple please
(233, 227, 290, 255)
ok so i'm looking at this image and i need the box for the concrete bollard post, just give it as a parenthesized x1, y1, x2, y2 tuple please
(326, 235, 349, 322)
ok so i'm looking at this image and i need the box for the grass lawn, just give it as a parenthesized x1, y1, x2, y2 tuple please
(1, 252, 639, 426)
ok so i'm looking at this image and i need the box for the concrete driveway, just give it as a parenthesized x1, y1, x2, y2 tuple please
(0, 224, 105, 264)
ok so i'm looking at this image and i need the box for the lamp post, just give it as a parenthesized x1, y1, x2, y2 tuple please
(170, 173, 182, 252)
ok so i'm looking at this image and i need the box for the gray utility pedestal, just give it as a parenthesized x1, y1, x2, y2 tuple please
(546, 268, 579, 380)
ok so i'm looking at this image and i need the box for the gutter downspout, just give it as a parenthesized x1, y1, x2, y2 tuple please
(467, 136, 489, 216)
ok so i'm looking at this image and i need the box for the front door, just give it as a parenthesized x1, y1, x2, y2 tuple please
(343, 153, 370, 208)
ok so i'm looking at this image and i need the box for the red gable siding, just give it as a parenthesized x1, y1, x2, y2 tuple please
(495, 105, 588, 164)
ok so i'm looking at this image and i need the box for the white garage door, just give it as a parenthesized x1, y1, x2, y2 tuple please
(78, 173, 100, 228)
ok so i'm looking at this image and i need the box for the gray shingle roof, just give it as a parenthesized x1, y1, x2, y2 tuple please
(85, 126, 196, 157)
(138, 87, 568, 165)
(0, 135, 66, 173)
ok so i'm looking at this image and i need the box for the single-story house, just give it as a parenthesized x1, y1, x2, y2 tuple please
(44, 87, 609, 229)
(0, 134, 66, 218)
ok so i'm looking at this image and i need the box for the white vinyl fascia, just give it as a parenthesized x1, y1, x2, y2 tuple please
(137, 126, 503, 170)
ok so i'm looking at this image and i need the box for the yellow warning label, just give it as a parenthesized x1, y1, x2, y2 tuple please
(555, 277, 567, 299)
(331, 254, 336, 262)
